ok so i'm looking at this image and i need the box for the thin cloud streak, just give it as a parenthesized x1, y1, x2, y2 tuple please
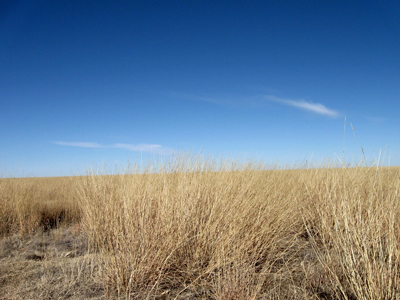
(54, 141, 173, 154)
(113, 143, 161, 151)
(54, 141, 102, 148)
(113, 143, 174, 154)
(173, 92, 340, 117)
(265, 95, 340, 117)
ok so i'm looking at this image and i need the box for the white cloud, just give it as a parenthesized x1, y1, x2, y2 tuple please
(113, 143, 174, 154)
(113, 143, 163, 152)
(172, 92, 340, 117)
(54, 141, 173, 154)
(265, 95, 340, 117)
(54, 141, 102, 148)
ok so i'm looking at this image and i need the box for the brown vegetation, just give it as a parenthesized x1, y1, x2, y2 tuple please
(1, 155, 399, 299)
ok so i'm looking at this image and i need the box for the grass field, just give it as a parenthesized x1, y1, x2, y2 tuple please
(1, 155, 399, 299)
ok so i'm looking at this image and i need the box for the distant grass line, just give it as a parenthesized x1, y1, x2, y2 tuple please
(1, 156, 399, 299)
(0, 176, 81, 235)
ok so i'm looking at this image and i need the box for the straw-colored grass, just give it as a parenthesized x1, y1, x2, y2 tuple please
(302, 166, 400, 299)
(79, 156, 304, 298)
(0, 176, 80, 236)
(1, 155, 399, 299)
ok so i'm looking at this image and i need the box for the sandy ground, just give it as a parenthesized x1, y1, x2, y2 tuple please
(0, 226, 105, 300)
(0, 225, 333, 300)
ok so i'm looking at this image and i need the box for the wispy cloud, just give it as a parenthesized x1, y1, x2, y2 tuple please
(54, 141, 173, 154)
(172, 92, 340, 117)
(112, 143, 171, 154)
(265, 95, 340, 117)
(54, 141, 102, 148)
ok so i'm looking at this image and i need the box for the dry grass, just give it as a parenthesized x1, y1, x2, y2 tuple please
(301, 166, 400, 299)
(1, 155, 399, 299)
(0, 176, 81, 236)
(0, 226, 104, 299)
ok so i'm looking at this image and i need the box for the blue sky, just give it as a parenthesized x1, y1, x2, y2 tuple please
(1, 1, 400, 177)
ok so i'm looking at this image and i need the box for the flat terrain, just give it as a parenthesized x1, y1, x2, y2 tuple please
(0, 225, 321, 299)
(0, 225, 105, 299)
(1, 161, 399, 299)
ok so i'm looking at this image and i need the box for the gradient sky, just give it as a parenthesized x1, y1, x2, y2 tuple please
(1, 1, 400, 177)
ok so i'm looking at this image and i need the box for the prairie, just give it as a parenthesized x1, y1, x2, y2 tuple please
(1, 155, 399, 299)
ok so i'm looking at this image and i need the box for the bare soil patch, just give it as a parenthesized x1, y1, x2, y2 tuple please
(0, 225, 104, 300)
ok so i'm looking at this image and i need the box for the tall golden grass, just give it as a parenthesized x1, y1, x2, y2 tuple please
(302, 166, 400, 299)
(1, 155, 399, 299)
(79, 155, 305, 298)
(0, 176, 80, 235)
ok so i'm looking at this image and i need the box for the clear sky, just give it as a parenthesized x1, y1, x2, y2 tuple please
(1, 1, 400, 177)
